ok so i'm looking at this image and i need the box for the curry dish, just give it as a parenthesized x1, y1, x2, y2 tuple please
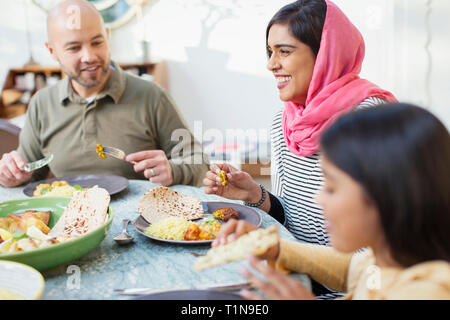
(33, 180, 70, 196)
(183, 219, 221, 241)
(212, 207, 239, 221)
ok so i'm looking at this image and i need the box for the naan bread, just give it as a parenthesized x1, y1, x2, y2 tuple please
(138, 186, 204, 224)
(48, 186, 110, 239)
(194, 226, 279, 271)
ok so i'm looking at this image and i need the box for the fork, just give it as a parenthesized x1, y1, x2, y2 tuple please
(102, 146, 137, 164)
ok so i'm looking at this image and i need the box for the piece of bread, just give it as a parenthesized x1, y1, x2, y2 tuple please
(194, 225, 279, 271)
(138, 186, 204, 224)
(48, 186, 110, 239)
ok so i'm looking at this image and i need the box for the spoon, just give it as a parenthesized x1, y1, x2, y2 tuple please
(114, 219, 134, 245)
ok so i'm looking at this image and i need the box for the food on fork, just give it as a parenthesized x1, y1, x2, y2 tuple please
(218, 170, 227, 186)
(194, 226, 279, 271)
(96, 143, 107, 159)
(212, 207, 239, 221)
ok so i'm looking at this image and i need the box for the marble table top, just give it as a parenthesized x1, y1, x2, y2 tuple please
(0, 180, 310, 300)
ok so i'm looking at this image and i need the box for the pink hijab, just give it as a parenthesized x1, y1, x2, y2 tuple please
(282, 0, 397, 156)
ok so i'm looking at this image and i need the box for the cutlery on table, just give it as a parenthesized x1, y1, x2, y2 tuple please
(114, 282, 251, 296)
(113, 219, 134, 245)
(21, 154, 54, 172)
(189, 251, 205, 257)
(101, 146, 137, 164)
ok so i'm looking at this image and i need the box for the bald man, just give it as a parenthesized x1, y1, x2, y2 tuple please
(46, 0, 111, 99)
(0, 0, 208, 187)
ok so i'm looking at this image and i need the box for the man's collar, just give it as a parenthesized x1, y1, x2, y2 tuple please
(98, 62, 126, 103)
(58, 76, 71, 105)
(59, 61, 126, 105)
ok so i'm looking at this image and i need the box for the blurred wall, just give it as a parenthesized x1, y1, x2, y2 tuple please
(0, 0, 448, 135)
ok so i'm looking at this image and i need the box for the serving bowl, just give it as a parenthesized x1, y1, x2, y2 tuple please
(0, 260, 45, 300)
(0, 197, 113, 271)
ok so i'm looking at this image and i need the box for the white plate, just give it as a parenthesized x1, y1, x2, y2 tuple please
(0, 260, 45, 300)
(134, 201, 262, 245)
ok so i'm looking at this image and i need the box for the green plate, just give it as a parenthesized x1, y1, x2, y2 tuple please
(0, 197, 113, 271)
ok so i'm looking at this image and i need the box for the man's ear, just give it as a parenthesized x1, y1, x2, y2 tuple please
(45, 41, 58, 62)
(105, 27, 110, 39)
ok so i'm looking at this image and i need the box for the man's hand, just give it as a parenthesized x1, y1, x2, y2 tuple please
(0, 151, 32, 188)
(126, 150, 173, 186)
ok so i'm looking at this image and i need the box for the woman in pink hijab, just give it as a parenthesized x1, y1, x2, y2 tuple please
(203, 0, 396, 298)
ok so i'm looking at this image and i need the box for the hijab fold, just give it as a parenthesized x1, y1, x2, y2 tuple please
(282, 0, 397, 157)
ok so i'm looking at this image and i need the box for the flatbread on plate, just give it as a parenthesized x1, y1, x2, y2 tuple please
(194, 225, 279, 271)
(48, 186, 110, 239)
(138, 186, 204, 224)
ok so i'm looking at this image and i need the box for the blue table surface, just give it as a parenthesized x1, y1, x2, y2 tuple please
(0, 179, 310, 300)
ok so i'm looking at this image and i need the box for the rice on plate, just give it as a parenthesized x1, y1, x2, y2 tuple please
(144, 217, 194, 241)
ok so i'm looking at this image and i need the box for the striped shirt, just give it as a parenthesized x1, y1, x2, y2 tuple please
(269, 97, 387, 245)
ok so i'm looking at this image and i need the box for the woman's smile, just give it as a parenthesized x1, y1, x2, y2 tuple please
(275, 74, 292, 89)
(266, 24, 316, 105)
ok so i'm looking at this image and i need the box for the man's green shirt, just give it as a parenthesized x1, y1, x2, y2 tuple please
(18, 62, 208, 186)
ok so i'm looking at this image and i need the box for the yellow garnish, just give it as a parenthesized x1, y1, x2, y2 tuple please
(96, 144, 107, 159)
(218, 170, 227, 186)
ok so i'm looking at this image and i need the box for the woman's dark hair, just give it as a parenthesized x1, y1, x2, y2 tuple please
(321, 103, 450, 267)
(266, 0, 327, 57)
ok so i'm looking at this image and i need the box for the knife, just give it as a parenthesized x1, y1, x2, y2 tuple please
(22, 154, 54, 172)
(114, 281, 251, 296)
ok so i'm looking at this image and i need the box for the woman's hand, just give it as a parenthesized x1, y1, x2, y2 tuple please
(203, 163, 261, 203)
(239, 254, 316, 300)
(212, 219, 280, 261)
(212, 219, 258, 247)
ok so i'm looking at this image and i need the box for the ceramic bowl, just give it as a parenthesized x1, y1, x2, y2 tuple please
(0, 197, 113, 271)
(0, 260, 45, 300)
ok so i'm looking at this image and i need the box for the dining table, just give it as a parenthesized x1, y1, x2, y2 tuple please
(0, 179, 311, 300)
